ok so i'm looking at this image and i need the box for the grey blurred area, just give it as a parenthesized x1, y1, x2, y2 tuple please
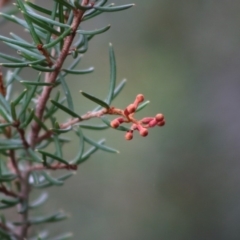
(1, 0, 240, 239)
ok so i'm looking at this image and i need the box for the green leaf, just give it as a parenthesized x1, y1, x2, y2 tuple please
(80, 91, 110, 109)
(70, 128, 84, 164)
(0, 35, 35, 48)
(26, 10, 71, 29)
(106, 43, 116, 104)
(77, 25, 111, 35)
(12, 88, 27, 106)
(14, 211, 68, 225)
(0, 122, 13, 129)
(94, 4, 135, 12)
(40, 172, 64, 186)
(48, 232, 73, 240)
(136, 100, 150, 112)
(25, 0, 52, 15)
(0, 58, 46, 68)
(0, 94, 10, 113)
(51, 126, 72, 134)
(32, 112, 49, 132)
(58, 74, 74, 111)
(19, 73, 39, 118)
(84, 135, 119, 153)
(50, 99, 81, 118)
(43, 28, 72, 49)
(0, 52, 22, 63)
(0, 106, 12, 122)
(54, 0, 75, 9)
(76, 139, 105, 165)
(27, 148, 43, 163)
(30, 65, 56, 72)
(10, 102, 17, 120)
(20, 108, 34, 128)
(62, 67, 94, 75)
(93, 78, 127, 112)
(37, 150, 69, 165)
(20, 80, 54, 86)
(29, 192, 48, 209)
(80, 123, 108, 130)
(16, 0, 42, 44)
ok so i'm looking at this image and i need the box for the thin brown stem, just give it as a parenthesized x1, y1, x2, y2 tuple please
(0, 184, 20, 198)
(29, 3, 89, 148)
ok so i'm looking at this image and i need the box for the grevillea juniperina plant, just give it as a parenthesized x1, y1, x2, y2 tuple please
(0, 0, 165, 239)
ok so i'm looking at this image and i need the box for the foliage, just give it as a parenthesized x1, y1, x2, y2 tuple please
(0, 0, 165, 239)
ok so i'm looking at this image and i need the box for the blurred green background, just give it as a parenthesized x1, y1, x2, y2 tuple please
(2, 0, 240, 239)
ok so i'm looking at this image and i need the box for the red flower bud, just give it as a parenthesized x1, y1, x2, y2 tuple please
(148, 119, 157, 127)
(110, 119, 120, 128)
(125, 131, 133, 140)
(115, 117, 125, 124)
(136, 94, 144, 103)
(140, 127, 148, 137)
(155, 113, 164, 122)
(126, 104, 136, 114)
(141, 117, 153, 124)
(137, 125, 148, 137)
(157, 120, 165, 127)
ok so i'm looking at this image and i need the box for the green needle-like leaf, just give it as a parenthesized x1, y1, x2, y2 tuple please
(80, 91, 110, 109)
(136, 100, 150, 112)
(80, 123, 108, 130)
(50, 99, 81, 118)
(84, 135, 119, 153)
(29, 192, 48, 209)
(70, 127, 84, 164)
(27, 148, 43, 163)
(12, 89, 27, 106)
(58, 74, 74, 111)
(10, 101, 17, 120)
(62, 67, 94, 75)
(20, 81, 54, 86)
(37, 150, 69, 165)
(76, 139, 105, 165)
(94, 4, 135, 12)
(0, 35, 35, 48)
(77, 25, 111, 35)
(106, 43, 116, 104)
(43, 28, 72, 49)
(17, 0, 42, 44)
(41, 172, 64, 186)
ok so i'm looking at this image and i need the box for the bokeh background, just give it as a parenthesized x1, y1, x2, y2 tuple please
(2, 0, 240, 239)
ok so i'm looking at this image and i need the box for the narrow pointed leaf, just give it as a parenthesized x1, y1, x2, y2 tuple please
(62, 67, 94, 75)
(43, 28, 72, 49)
(58, 74, 74, 111)
(27, 148, 43, 163)
(80, 123, 108, 130)
(17, 0, 42, 44)
(76, 139, 105, 165)
(50, 99, 81, 118)
(136, 100, 150, 112)
(80, 91, 109, 109)
(70, 128, 84, 164)
(94, 4, 135, 12)
(77, 25, 110, 35)
(84, 135, 119, 153)
(41, 172, 64, 186)
(106, 43, 116, 104)
(29, 192, 48, 208)
(37, 150, 69, 165)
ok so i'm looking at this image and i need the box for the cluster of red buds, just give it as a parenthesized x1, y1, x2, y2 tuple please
(109, 94, 165, 140)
